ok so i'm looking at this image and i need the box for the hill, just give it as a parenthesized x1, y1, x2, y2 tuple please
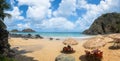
(22, 28, 36, 32)
(83, 12, 120, 35)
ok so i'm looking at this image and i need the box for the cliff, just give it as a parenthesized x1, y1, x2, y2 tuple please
(83, 12, 120, 35)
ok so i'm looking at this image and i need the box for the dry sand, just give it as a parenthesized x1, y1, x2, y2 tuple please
(9, 35, 120, 61)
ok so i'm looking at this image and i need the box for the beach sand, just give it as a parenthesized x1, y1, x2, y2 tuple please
(9, 35, 120, 61)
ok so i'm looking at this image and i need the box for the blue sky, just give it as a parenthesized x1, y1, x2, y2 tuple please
(5, 0, 120, 32)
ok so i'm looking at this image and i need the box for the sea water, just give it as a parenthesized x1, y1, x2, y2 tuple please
(10, 32, 93, 39)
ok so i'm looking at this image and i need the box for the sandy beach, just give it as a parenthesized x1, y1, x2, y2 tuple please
(9, 34, 120, 61)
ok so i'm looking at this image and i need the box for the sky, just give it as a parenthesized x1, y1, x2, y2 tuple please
(4, 0, 120, 32)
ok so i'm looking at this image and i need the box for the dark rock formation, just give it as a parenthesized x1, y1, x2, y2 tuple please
(23, 34, 32, 38)
(35, 34, 43, 39)
(55, 54, 75, 61)
(9, 34, 23, 38)
(0, 29, 11, 57)
(22, 28, 35, 32)
(50, 38, 53, 40)
(83, 12, 120, 35)
(11, 29, 19, 32)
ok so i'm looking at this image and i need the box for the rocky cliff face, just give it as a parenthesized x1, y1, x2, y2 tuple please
(22, 28, 35, 32)
(0, 29, 10, 56)
(83, 12, 120, 35)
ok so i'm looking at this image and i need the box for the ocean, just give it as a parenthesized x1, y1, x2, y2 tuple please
(10, 32, 93, 39)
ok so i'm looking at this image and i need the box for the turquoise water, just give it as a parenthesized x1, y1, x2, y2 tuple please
(10, 32, 91, 38)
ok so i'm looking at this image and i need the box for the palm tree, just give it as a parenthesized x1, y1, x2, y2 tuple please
(0, 0, 11, 29)
(0, 0, 11, 57)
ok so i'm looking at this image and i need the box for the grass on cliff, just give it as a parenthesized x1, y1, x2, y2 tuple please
(0, 55, 16, 61)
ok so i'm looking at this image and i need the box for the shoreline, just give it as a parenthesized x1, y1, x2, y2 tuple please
(9, 32, 91, 38)
(44, 36, 96, 40)
(9, 33, 120, 61)
(9, 32, 96, 40)
(10, 35, 95, 41)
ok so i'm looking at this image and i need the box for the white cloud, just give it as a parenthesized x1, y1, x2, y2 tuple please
(10, 0, 16, 7)
(53, 0, 76, 17)
(35, 17, 75, 31)
(17, 23, 30, 29)
(17, 0, 51, 20)
(4, 6, 24, 27)
(17, 0, 49, 6)
(6, 7, 24, 21)
(6, 0, 120, 32)
(76, 0, 120, 31)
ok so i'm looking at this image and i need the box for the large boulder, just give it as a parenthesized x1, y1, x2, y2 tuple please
(83, 35, 106, 49)
(35, 34, 43, 39)
(55, 54, 75, 61)
(83, 12, 120, 35)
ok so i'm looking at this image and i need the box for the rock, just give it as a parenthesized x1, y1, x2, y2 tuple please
(56, 38, 60, 40)
(22, 28, 35, 32)
(23, 34, 32, 38)
(63, 38, 78, 45)
(83, 12, 120, 35)
(83, 36, 106, 49)
(50, 38, 53, 40)
(103, 36, 114, 43)
(35, 34, 43, 39)
(9, 34, 23, 38)
(55, 54, 75, 61)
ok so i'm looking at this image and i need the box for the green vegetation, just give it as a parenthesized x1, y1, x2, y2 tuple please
(0, 55, 16, 61)
(0, 0, 15, 61)
(83, 12, 120, 35)
(0, 0, 11, 29)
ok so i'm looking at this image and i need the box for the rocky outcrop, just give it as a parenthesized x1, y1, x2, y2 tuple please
(35, 34, 43, 39)
(55, 54, 75, 61)
(0, 29, 11, 57)
(22, 28, 35, 32)
(83, 12, 120, 35)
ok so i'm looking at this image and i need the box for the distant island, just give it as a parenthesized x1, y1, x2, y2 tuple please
(10, 28, 36, 32)
(22, 28, 36, 32)
(11, 29, 19, 32)
(83, 12, 120, 35)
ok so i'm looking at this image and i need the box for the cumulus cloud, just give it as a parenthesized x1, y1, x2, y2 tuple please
(17, 23, 30, 29)
(6, 7, 24, 21)
(5, 0, 120, 32)
(76, 0, 120, 31)
(4, 6, 24, 29)
(35, 17, 75, 31)
(17, 0, 51, 20)
(53, 0, 76, 17)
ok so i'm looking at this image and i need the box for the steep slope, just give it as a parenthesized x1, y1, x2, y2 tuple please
(83, 12, 120, 35)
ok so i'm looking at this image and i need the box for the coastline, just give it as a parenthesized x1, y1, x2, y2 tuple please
(9, 33, 120, 61)
(44, 36, 96, 40)
(9, 32, 95, 40)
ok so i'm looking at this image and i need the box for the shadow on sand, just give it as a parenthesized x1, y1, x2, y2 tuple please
(15, 55, 38, 61)
(79, 55, 87, 61)
(60, 51, 75, 54)
(108, 46, 120, 50)
(12, 47, 38, 61)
